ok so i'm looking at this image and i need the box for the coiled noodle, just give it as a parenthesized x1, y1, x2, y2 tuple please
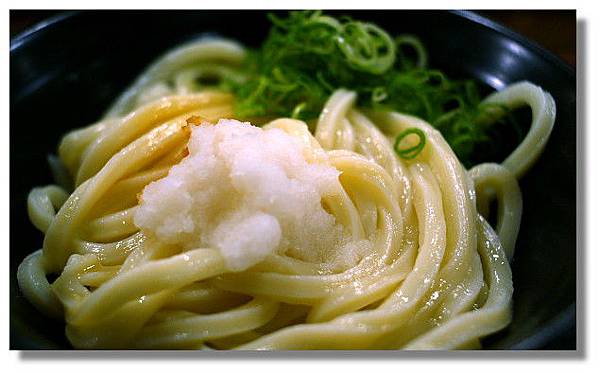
(18, 38, 556, 350)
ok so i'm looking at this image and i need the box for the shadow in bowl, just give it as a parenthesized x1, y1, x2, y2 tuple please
(9, 10, 577, 350)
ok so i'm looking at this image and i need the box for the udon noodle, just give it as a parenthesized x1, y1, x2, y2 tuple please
(18, 38, 556, 349)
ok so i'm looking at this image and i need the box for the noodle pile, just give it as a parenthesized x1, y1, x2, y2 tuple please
(18, 38, 556, 349)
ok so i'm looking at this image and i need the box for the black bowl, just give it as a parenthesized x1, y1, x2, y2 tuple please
(9, 10, 576, 350)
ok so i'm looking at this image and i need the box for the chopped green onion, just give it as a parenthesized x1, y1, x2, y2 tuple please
(396, 34, 428, 69)
(223, 11, 523, 167)
(394, 128, 426, 160)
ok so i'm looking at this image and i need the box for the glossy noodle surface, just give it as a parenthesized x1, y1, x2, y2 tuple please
(18, 38, 556, 350)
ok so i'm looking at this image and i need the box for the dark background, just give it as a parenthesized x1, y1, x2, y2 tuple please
(9, 10, 577, 351)
(10, 10, 577, 67)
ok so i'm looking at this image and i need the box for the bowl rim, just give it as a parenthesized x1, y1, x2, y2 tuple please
(451, 10, 575, 79)
(9, 9, 577, 350)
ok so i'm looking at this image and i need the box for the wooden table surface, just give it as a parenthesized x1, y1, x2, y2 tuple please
(479, 10, 575, 67)
(9, 9, 576, 350)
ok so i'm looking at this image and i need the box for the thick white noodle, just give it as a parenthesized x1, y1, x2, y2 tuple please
(16, 38, 556, 350)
